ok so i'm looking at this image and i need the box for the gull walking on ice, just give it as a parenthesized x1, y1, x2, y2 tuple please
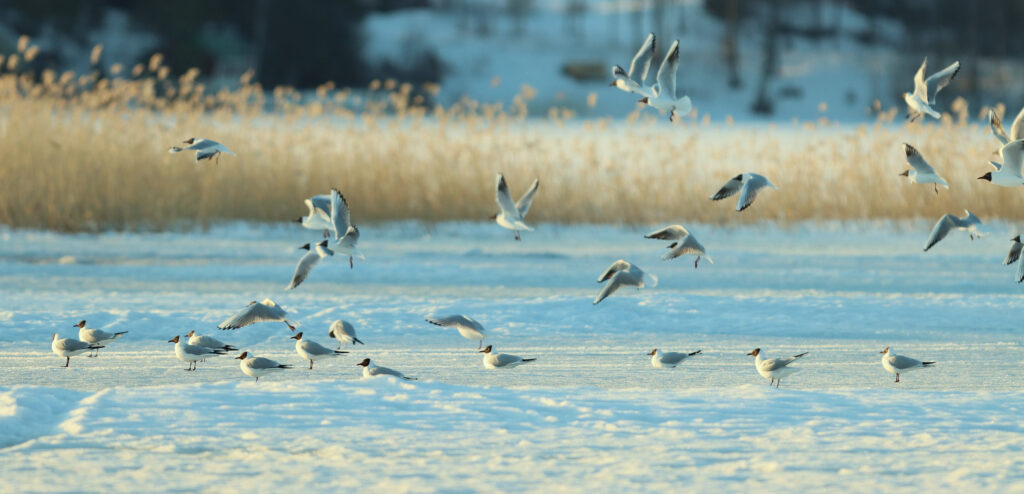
(74, 320, 127, 357)
(880, 347, 935, 383)
(168, 335, 227, 371)
(291, 332, 348, 369)
(51, 333, 103, 368)
(644, 225, 713, 268)
(747, 348, 808, 388)
(235, 352, 292, 382)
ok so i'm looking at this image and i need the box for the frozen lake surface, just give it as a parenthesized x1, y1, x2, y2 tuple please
(1, 222, 1022, 491)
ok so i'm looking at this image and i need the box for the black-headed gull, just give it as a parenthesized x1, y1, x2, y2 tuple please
(1004, 235, 1024, 283)
(479, 345, 536, 369)
(978, 140, 1024, 187)
(648, 348, 701, 368)
(330, 188, 364, 268)
(168, 335, 227, 371)
(610, 32, 656, 98)
(710, 173, 776, 212)
(493, 173, 538, 241)
(328, 319, 364, 349)
(923, 210, 986, 252)
(290, 332, 348, 369)
(425, 315, 486, 348)
(356, 358, 417, 380)
(747, 348, 807, 388)
(218, 299, 297, 331)
(594, 260, 657, 305)
(185, 330, 237, 352)
(286, 240, 334, 290)
(900, 143, 948, 194)
(903, 57, 959, 122)
(644, 225, 713, 268)
(51, 333, 103, 368)
(880, 347, 935, 383)
(168, 137, 235, 163)
(235, 351, 292, 382)
(638, 39, 692, 122)
(74, 320, 126, 357)
(294, 193, 333, 238)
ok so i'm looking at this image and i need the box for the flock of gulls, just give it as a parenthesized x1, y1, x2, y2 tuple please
(59, 33, 1024, 388)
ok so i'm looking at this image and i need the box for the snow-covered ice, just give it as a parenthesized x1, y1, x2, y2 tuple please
(1, 222, 1022, 491)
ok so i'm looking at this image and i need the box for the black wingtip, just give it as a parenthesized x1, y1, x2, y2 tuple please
(922, 361, 936, 366)
(353, 337, 365, 345)
(522, 358, 537, 362)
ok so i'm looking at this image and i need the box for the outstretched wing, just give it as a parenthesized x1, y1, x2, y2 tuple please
(597, 259, 631, 283)
(644, 225, 689, 241)
(425, 315, 484, 332)
(286, 251, 322, 290)
(330, 189, 351, 242)
(1004, 241, 1023, 265)
(655, 40, 679, 100)
(711, 175, 744, 201)
(923, 214, 956, 252)
(989, 109, 1010, 145)
(515, 179, 539, 218)
(495, 174, 520, 219)
(912, 57, 928, 99)
(737, 175, 772, 212)
(593, 273, 623, 305)
(903, 143, 937, 175)
(1000, 140, 1024, 178)
(218, 303, 284, 329)
(925, 60, 960, 104)
(628, 32, 656, 83)
(1010, 107, 1024, 141)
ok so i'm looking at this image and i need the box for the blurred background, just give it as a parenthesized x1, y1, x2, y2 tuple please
(2, 0, 1022, 122)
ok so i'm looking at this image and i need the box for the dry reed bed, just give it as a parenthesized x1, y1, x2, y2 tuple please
(0, 42, 1019, 231)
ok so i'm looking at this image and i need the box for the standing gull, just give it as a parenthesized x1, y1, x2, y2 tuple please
(356, 358, 417, 380)
(51, 333, 103, 368)
(1004, 235, 1024, 283)
(493, 173, 539, 241)
(286, 240, 334, 290)
(903, 57, 960, 122)
(978, 140, 1024, 187)
(880, 347, 935, 383)
(644, 225, 713, 268)
(425, 315, 486, 348)
(218, 299, 297, 331)
(235, 352, 292, 382)
(610, 32, 656, 98)
(330, 188, 364, 268)
(74, 320, 127, 357)
(899, 143, 948, 194)
(747, 348, 807, 388)
(480, 345, 536, 369)
(168, 335, 227, 371)
(710, 173, 776, 212)
(638, 39, 692, 121)
(168, 137, 235, 163)
(648, 348, 702, 369)
(923, 210, 986, 252)
(185, 330, 237, 353)
(594, 260, 657, 305)
(328, 319, 364, 349)
(291, 332, 348, 369)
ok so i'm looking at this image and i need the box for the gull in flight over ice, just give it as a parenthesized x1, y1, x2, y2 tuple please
(329, 319, 364, 349)
(425, 314, 487, 348)
(290, 332, 348, 369)
(493, 173, 538, 241)
(978, 140, 1024, 187)
(644, 225, 713, 268)
(294, 193, 333, 238)
(638, 39, 692, 122)
(330, 188, 364, 268)
(747, 348, 807, 388)
(903, 57, 960, 122)
(356, 358, 417, 380)
(218, 299, 297, 331)
(235, 351, 293, 382)
(286, 240, 333, 290)
(710, 173, 776, 212)
(879, 347, 935, 383)
(593, 260, 657, 305)
(648, 348, 702, 368)
(168, 137, 235, 163)
(1003, 235, 1024, 283)
(74, 320, 127, 357)
(168, 335, 227, 371)
(899, 143, 948, 194)
(610, 32, 656, 98)
(988, 107, 1024, 150)
(51, 333, 103, 368)
(480, 345, 536, 369)
(185, 330, 237, 353)
(923, 210, 986, 252)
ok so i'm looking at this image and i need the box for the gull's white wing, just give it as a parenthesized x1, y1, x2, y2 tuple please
(711, 175, 744, 201)
(248, 357, 287, 369)
(218, 303, 285, 329)
(515, 179, 539, 218)
(337, 225, 360, 250)
(628, 32, 656, 83)
(491, 353, 525, 367)
(593, 273, 624, 305)
(330, 189, 351, 242)
(495, 174, 520, 219)
(903, 143, 937, 175)
(300, 339, 336, 356)
(923, 214, 956, 252)
(309, 195, 332, 216)
(662, 236, 708, 261)
(425, 315, 484, 332)
(737, 174, 772, 212)
(644, 225, 689, 241)
(655, 40, 680, 100)
(912, 57, 928, 99)
(1000, 140, 1024, 178)
(1010, 107, 1024, 141)
(925, 60, 960, 104)
(989, 109, 1010, 145)
(760, 352, 807, 371)
(55, 338, 93, 352)
(1016, 256, 1024, 283)
(1004, 241, 1023, 265)
(286, 250, 322, 290)
(597, 259, 631, 282)
(885, 354, 923, 370)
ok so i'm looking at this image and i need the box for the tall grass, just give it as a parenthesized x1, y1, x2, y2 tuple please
(0, 40, 1019, 231)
